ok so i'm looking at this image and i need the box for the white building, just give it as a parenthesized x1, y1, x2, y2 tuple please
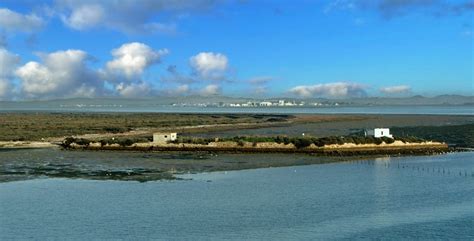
(153, 132, 177, 144)
(259, 101, 273, 107)
(365, 128, 393, 138)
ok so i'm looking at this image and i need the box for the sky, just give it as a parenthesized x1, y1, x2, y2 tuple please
(0, 0, 472, 100)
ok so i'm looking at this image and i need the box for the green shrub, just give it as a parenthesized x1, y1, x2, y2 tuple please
(292, 138, 312, 149)
(62, 137, 75, 148)
(118, 139, 134, 147)
(381, 137, 395, 144)
(75, 138, 91, 146)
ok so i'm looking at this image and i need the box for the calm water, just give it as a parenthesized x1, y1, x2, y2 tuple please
(1, 152, 473, 240)
(1, 105, 473, 115)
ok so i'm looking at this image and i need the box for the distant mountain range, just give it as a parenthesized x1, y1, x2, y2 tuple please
(1, 95, 473, 109)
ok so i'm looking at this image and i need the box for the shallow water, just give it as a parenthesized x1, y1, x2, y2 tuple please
(1, 152, 473, 240)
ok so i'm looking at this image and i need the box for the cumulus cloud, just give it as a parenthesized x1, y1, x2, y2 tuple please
(15, 49, 102, 98)
(13, 42, 167, 99)
(61, 4, 105, 30)
(116, 82, 152, 98)
(0, 8, 45, 33)
(105, 42, 168, 80)
(289, 82, 367, 98)
(55, 0, 220, 34)
(175, 84, 190, 94)
(200, 84, 221, 96)
(190, 52, 229, 81)
(380, 85, 411, 94)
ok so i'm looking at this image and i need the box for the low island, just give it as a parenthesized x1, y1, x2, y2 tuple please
(61, 133, 448, 156)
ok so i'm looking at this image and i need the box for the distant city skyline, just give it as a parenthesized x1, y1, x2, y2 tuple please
(0, 0, 472, 100)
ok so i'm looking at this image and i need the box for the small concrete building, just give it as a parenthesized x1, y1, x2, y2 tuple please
(365, 128, 393, 138)
(153, 132, 177, 144)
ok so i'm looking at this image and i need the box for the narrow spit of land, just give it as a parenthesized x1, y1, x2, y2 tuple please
(0, 112, 471, 182)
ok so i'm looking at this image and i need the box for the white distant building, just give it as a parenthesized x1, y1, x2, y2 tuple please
(153, 132, 177, 144)
(365, 128, 393, 138)
(259, 101, 273, 107)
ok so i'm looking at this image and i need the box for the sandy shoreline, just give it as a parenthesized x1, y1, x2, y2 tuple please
(0, 141, 59, 149)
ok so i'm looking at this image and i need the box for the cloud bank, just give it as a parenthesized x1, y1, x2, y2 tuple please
(325, 0, 474, 18)
(380, 85, 411, 94)
(56, 0, 221, 34)
(8, 42, 235, 99)
(289, 82, 367, 98)
(200, 84, 221, 96)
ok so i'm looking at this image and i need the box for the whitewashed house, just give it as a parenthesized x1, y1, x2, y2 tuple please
(153, 132, 177, 144)
(365, 128, 393, 138)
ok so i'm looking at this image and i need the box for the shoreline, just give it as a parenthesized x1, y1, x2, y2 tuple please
(65, 140, 449, 155)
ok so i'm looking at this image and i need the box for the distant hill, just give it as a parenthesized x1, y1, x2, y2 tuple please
(1, 95, 473, 109)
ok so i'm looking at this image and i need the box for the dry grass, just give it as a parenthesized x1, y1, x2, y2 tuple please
(0, 112, 291, 141)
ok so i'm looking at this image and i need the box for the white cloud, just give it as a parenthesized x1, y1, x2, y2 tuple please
(61, 4, 104, 30)
(55, 0, 219, 34)
(200, 84, 220, 96)
(380, 85, 411, 94)
(175, 84, 190, 94)
(105, 42, 168, 80)
(190, 52, 229, 81)
(0, 8, 44, 33)
(13, 43, 167, 99)
(116, 82, 151, 98)
(15, 49, 102, 98)
(289, 82, 367, 98)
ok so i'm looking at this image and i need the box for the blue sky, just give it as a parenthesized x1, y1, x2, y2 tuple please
(0, 0, 472, 100)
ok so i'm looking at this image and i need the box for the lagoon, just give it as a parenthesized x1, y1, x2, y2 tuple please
(0, 152, 473, 240)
